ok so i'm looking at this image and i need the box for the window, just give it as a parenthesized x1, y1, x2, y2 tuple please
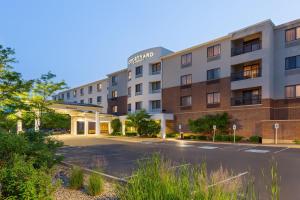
(80, 99, 84, 104)
(285, 85, 300, 98)
(151, 63, 161, 75)
(150, 81, 161, 93)
(207, 68, 220, 81)
(243, 64, 260, 78)
(135, 101, 142, 110)
(62, 93, 65, 99)
(207, 44, 221, 58)
(88, 85, 93, 94)
(127, 104, 132, 112)
(181, 74, 192, 85)
(150, 100, 161, 111)
(207, 92, 220, 105)
(88, 98, 92, 104)
(181, 53, 192, 67)
(112, 76, 118, 85)
(97, 96, 102, 103)
(285, 55, 300, 70)
(128, 87, 131, 97)
(67, 92, 70, 99)
(128, 71, 132, 81)
(135, 66, 143, 78)
(135, 83, 142, 95)
(112, 90, 118, 98)
(80, 88, 84, 96)
(285, 27, 300, 42)
(97, 83, 102, 92)
(112, 106, 118, 113)
(180, 96, 192, 106)
(73, 90, 77, 97)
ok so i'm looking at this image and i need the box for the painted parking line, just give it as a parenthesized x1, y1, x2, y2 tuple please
(245, 149, 270, 153)
(198, 146, 219, 150)
(238, 146, 257, 152)
(177, 143, 195, 147)
(274, 147, 289, 154)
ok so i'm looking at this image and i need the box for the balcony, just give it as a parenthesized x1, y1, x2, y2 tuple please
(231, 40, 261, 56)
(231, 94, 261, 106)
(231, 32, 262, 57)
(231, 68, 261, 81)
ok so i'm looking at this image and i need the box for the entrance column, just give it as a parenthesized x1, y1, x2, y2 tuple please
(122, 120, 126, 136)
(108, 122, 112, 134)
(16, 111, 23, 133)
(160, 115, 166, 139)
(95, 111, 100, 135)
(70, 116, 77, 135)
(84, 117, 88, 136)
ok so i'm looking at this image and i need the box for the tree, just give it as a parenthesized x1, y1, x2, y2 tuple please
(126, 110, 161, 137)
(0, 45, 33, 114)
(111, 118, 122, 135)
(30, 71, 67, 129)
(188, 112, 230, 135)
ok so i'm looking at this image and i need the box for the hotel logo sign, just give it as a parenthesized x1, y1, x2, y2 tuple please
(128, 52, 154, 65)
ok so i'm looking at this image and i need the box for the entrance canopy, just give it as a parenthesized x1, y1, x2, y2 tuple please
(50, 102, 116, 135)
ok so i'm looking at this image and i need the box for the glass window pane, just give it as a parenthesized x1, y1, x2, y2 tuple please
(297, 27, 300, 39)
(214, 45, 221, 56)
(286, 57, 297, 69)
(285, 86, 295, 98)
(297, 56, 300, 68)
(207, 94, 213, 104)
(286, 29, 296, 42)
(296, 85, 300, 97)
(214, 93, 220, 103)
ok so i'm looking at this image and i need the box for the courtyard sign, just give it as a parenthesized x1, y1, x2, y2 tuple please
(128, 51, 154, 65)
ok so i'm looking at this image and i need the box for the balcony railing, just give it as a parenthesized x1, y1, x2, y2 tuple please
(231, 69, 261, 81)
(231, 95, 261, 106)
(231, 40, 261, 56)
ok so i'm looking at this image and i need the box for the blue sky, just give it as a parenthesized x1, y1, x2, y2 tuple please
(1, 0, 299, 88)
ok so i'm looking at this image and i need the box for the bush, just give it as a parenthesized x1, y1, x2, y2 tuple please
(293, 140, 300, 144)
(0, 155, 58, 200)
(87, 173, 104, 196)
(214, 134, 243, 142)
(69, 167, 84, 190)
(125, 132, 138, 137)
(117, 155, 248, 200)
(183, 134, 208, 140)
(111, 118, 122, 134)
(166, 132, 179, 138)
(188, 112, 230, 134)
(249, 135, 262, 143)
(139, 120, 161, 137)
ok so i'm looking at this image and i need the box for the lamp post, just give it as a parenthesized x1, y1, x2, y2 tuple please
(274, 123, 279, 144)
(213, 125, 216, 142)
(233, 124, 237, 143)
(179, 124, 183, 140)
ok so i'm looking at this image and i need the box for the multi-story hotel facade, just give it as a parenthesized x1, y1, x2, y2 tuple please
(54, 19, 300, 143)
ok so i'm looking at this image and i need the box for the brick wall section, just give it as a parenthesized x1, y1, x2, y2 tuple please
(107, 96, 128, 116)
(259, 120, 300, 143)
(162, 77, 300, 139)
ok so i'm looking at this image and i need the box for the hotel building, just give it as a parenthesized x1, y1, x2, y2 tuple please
(53, 19, 300, 143)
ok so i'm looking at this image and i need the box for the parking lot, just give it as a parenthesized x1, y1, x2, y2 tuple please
(58, 136, 300, 199)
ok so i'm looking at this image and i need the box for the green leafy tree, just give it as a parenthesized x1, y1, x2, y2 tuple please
(188, 112, 230, 135)
(127, 110, 160, 137)
(127, 109, 151, 135)
(111, 118, 122, 135)
(30, 71, 67, 129)
(0, 45, 33, 115)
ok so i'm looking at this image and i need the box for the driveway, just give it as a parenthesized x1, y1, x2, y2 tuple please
(57, 136, 300, 199)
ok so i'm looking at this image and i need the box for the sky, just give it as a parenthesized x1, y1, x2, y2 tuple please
(1, 0, 300, 89)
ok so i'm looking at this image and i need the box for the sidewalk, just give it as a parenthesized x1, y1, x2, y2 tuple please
(53, 134, 300, 149)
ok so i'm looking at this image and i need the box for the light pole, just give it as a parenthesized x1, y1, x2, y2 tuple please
(274, 123, 279, 144)
(233, 124, 237, 143)
(213, 125, 216, 142)
(179, 124, 183, 140)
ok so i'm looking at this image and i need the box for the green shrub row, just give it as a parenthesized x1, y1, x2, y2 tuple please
(214, 134, 243, 142)
(166, 132, 179, 138)
(249, 135, 262, 143)
(125, 132, 138, 137)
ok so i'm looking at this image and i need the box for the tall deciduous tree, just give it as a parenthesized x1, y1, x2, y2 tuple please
(30, 72, 67, 128)
(0, 45, 33, 114)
